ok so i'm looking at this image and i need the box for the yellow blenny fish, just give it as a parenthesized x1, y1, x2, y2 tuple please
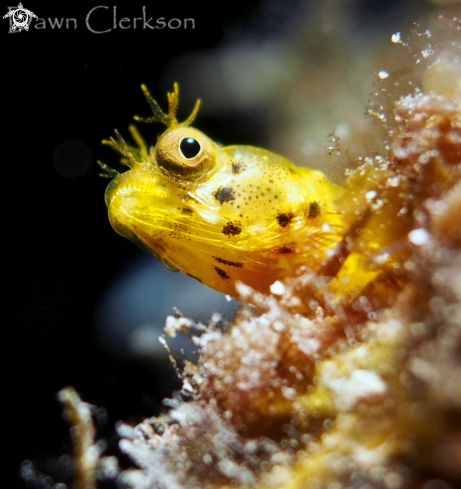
(101, 84, 347, 297)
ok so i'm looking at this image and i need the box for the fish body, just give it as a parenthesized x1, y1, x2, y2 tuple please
(103, 84, 345, 296)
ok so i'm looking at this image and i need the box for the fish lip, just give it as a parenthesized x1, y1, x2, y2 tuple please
(106, 181, 152, 207)
(116, 185, 149, 197)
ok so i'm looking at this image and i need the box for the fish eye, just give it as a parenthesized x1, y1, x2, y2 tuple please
(180, 137, 201, 159)
(155, 127, 216, 179)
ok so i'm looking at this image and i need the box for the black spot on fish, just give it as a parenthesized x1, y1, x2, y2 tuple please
(182, 208, 193, 215)
(308, 201, 321, 219)
(213, 256, 243, 268)
(277, 246, 294, 254)
(214, 266, 230, 280)
(232, 161, 245, 174)
(214, 186, 236, 205)
(222, 222, 242, 236)
(276, 212, 294, 228)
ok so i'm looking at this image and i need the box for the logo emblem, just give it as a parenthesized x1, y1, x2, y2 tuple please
(3, 3, 37, 32)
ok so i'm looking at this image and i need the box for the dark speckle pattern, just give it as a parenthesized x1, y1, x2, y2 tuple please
(231, 161, 245, 174)
(213, 256, 243, 268)
(222, 222, 242, 236)
(308, 201, 321, 219)
(214, 187, 236, 205)
(214, 266, 230, 280)
(276, 213, 294, 228)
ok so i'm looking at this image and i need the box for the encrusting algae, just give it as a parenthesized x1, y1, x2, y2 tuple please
(57, 18, 461, 489)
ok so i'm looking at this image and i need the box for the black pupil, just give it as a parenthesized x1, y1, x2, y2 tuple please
(180, 138, 201, 159)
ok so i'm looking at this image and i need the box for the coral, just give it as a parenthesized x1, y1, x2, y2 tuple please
(60, 18, 461, 489)
(58, 387, 103, 489)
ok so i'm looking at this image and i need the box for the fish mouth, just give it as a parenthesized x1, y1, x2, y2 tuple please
(105, 170, 179, 240)
(106, 179, 181, 272)
(104, 173, 154, 208)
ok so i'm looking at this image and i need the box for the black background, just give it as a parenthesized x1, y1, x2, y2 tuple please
(3, 2, 266, 487)
(1, 1, 433, 488)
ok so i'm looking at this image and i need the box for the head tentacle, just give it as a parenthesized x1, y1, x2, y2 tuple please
(134, 83, 201, 128)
